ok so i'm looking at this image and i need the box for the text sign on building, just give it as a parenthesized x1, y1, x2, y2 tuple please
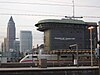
(54, 37, 75, 41)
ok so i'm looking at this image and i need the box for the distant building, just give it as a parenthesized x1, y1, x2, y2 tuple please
(1, 42, 3, 52)
(20, 31, 32, 54)
(2, 38, 7, 52)
(7, 16, 16, 51)
(14, 40, 20, 52)
(35, 19, 98, 51)
(98, 21, 100, 40)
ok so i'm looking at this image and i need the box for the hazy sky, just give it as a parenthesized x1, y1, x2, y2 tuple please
(0, 0, 100, 48)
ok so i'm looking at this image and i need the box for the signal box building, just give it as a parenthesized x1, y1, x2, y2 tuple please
(35, 19, 98, 51)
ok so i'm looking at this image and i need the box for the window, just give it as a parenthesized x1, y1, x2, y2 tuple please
(32, 56, 37, 58)
(61, 56, 67, 58)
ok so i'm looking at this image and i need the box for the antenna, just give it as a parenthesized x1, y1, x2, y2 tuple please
(64, 0, 83, 19)
(72, 0, 75, 17)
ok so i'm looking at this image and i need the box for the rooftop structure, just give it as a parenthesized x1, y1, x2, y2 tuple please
(35, 19, 98, 51)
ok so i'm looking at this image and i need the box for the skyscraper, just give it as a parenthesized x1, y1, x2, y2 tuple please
(7, 16, 16, 51)
(20, 31, 32, 53)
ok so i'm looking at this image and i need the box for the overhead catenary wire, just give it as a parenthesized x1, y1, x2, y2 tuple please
(0, 13, 64, 17)
(0, 1, 100, 18)
(0, 1, 100, 8)
(0, 1, 71, 6)
(0, 7, 38, 13)
(0, 13, 100, 18)
(0, 7, 64, 15)
(40, 0, 72, 4)
(41, 0, 69, 3)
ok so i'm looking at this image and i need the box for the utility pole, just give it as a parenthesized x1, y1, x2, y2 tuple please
(72, 0, 75, 17)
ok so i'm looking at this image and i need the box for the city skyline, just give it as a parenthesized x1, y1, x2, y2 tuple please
(0, 0, 100, 48)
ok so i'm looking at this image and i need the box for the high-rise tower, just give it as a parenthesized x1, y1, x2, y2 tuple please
(7, 16, 16, 51)
(20, 31, 32, 53)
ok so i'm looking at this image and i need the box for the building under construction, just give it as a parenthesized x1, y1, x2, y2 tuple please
(35, 19, 98, 51)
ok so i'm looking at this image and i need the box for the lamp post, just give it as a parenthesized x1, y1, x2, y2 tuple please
(88, 26, 94, 66)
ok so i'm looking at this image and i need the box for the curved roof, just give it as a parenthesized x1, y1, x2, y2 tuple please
(35, 19, 86, 26)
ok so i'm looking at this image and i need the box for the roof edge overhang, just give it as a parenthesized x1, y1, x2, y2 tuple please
(35, 19, 86, 27)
